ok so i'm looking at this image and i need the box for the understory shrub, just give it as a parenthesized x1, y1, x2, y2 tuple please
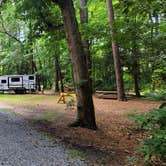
(144, 91, 166, 101)
(129, 108, 166, 165)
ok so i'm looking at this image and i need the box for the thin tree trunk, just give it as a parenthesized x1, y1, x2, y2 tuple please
(131, 17, 141, 97)
(29, 22, 36, 74)
(56, 56, 64, 93)
(132, 42, 141, 97)
(134, 72, 140, 97)
(106, 0, 126, 101)
(149, 13, 155, 91)
(79, 0, 92, 93)
(30, 54, 37, 74)
(56, 0, 97, 129)
(36, 75, 41, 91)
(54, 55, 60, 92)
(155, 15, 159, 36)
(36, 56, 43, 91)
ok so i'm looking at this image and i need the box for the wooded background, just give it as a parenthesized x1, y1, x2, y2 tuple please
(0, 0, 165, 94)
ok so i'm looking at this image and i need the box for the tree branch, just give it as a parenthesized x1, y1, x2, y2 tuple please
(39, 12, 64, 31)
(0, 14, 22, 44)
(0, 29, 22, 43)
(50, 0, 65, 7)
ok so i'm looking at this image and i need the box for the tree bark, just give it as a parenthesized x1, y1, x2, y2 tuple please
(106, 0, 126, 101)
(54, 55, 64, 92)
(131, 42, 141, 97)
(28, 22, 37, 74)
(130, 16, 141, 97)
(55, 0, 97, 129)
(79, 0, 92, 92)
(54, 55, 60, 92)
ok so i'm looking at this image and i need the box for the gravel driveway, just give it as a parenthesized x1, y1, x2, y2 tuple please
(0, 109, 86, 166)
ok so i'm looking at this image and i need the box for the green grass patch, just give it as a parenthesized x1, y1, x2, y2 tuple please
(0, 108, 11, 113)
(0, 94, 58, 104)
(67, 149, 84, 160)
(0, 108, 18, 116)
(33, 111, 59, 122)
(0, 94, 61, 123)
(127, 156, 138, 165)
(39, 131, 56, 142)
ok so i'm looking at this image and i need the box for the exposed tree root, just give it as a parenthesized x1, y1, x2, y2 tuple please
(69, 121, 97, 130)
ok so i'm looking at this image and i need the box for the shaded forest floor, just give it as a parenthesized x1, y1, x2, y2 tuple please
(0, 94, 161, 165)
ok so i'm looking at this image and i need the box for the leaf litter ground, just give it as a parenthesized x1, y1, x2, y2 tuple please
(0, 94, 161, 165)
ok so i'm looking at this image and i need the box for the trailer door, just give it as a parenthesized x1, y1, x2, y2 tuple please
(8, 76, 23, 89)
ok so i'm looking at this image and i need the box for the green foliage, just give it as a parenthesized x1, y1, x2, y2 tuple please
(123, 72, 133, 91)
(127, 156, 138, 164)
(152, 68, 166, 90)
(0, 0, 165, 92)
(68, 149, 84, 160)
(129, 108, 166, 165)
(144, 91, 166, 101)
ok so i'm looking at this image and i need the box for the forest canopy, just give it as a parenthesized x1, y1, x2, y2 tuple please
(0, 0, 165, 93)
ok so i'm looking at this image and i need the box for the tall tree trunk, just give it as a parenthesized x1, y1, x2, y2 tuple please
(79, 0, 92, 93)
(36, 75, 41, 91)
(132, 41, 141, 97)
(30, 53, 37, 74)
(54, 55, 60, 92)
(36, 56, 43, 91)
(55, 0, 97, 129)
(131, 17, 141, 97)
(149, 13, 155, 91)
(54, 55, 64, 92)
(106, 0, 126, 101)
(29, 22, 36, 74)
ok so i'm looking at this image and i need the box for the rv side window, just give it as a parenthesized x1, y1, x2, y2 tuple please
(29, 76, 34, 80)
(11, 77, 20, 82)
(1, 80, 7, 84)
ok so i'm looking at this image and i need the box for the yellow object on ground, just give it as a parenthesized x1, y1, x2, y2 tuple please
(57, 92, 76, 104)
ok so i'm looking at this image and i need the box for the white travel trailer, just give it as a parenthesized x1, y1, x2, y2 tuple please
(0, 75, 36, 94)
